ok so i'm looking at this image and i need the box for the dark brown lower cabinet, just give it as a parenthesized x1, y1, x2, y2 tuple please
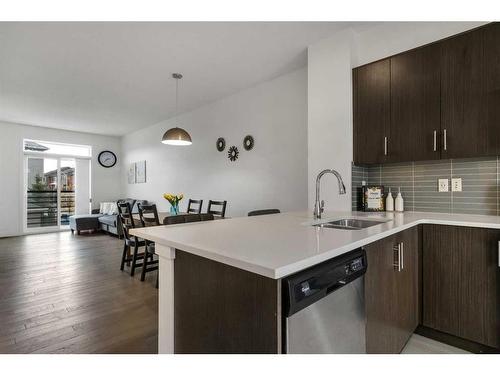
(422, 225, 500, 349)
(365, 226, 419, 353)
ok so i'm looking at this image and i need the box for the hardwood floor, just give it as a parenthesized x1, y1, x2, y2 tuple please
(0, 231, 158, 354)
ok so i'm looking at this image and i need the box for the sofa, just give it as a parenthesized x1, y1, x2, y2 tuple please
(70, 198, 148, 237)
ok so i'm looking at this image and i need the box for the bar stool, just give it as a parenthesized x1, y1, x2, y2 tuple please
(248, 209, 281, 216)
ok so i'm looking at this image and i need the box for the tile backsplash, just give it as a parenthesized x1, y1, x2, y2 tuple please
(352, 157, 499, 216)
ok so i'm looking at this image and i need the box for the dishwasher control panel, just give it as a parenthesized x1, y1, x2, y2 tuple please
(283, 249, 367, 317)
(347, 257, 364, 273)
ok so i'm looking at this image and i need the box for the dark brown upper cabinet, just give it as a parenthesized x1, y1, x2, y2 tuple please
(353, 59, 390, 165)
(353, 23, 499, 164)
(389, 44, 441, 162)
(484, 23, 500, 156)
(440, 27, 495, 158)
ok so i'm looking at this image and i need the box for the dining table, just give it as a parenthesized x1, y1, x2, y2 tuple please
(132, 211, 226, 225)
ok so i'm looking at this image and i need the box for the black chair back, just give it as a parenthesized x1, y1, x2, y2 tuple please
(117, 201, 136, 242)
(137, 203, 160, 227)
(187, 199, 203, 214)
(163, 213, 214, 225)
(248, 209, 281, 216)
(207, 200, 227, 218)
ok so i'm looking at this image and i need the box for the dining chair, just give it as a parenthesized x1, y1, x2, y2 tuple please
(187, 199, 203, 214)
(137, 203, 160, 286)
(248, 209, 281, 216)
(207, 200, 227, 218)
(118, 201, 146, 277)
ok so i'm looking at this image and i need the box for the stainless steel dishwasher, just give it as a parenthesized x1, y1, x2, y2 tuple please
(283, 249, 367, 354)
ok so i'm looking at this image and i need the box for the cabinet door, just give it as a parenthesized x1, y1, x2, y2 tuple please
(390, 44, 441, 162)
(365, 234, 399, 353)
(365, 227, 419, 353)
(484, 22, 500, 155)
(353, 59, 390, 164)
(441, 28, 493, 158)
(422, 225, 500, 349)
(395, 226, 420, 343)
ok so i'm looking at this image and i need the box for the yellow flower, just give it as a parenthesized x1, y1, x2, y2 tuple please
(163, 193, 174, 203)
(164, 193, 184, 205)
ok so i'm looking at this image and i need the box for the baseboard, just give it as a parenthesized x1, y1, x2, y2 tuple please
(416, 325, 500, 354)
(0, 230, 25, 238)
(1, 228, 71, 239)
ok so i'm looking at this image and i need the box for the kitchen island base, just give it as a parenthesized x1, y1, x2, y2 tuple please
(156, 244, 282, 354)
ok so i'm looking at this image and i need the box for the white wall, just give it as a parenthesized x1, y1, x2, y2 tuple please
(308, 29, 355, 212)
(121, 68, 308, 217)
(307, 22, 487, 211)
(0, 121, 121, 237)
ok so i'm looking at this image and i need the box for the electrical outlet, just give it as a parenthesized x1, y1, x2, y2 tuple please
(451, 178, 462, 192)
(438, 178, 449, 192)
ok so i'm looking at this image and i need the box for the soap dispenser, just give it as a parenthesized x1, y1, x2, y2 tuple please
(386, 188, 394, 212)
(395, 187, 404, 212)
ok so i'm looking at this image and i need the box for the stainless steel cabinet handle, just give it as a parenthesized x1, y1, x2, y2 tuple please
(433, 130, 437, 152)
(384, 136, 388, 156)
(443, 129, 447, 151)
(498, 241, 500, 268)
(393, 243, 402, 272)
(400, 242, 404, 271)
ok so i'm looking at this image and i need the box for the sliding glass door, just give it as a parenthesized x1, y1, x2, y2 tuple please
(26, 157, 60, 229)
(25, 156, 91, 231)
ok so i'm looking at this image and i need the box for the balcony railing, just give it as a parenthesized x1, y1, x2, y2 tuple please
(27, 190, 75, 228)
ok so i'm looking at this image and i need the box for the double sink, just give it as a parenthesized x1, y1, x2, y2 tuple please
(312, 218, 390, 230)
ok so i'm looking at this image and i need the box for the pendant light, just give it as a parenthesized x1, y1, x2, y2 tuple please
(161, 73, 192, 146)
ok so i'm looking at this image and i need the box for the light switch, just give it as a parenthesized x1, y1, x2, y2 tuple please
(438, 178, 449, 192)
(451, 178, 462, 192)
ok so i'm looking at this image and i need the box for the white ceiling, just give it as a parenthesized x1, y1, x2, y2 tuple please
(0, 22, 364, 136)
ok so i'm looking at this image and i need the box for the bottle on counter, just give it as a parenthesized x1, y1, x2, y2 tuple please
(357, 180, 367, 211)
(395, 187, 404, 212)
(386, 188, 394, 212)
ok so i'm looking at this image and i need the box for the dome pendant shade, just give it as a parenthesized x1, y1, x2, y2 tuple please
(161, 127, 192, 146)
(162, 73, 192, 146)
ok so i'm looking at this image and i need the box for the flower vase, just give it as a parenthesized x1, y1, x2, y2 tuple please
(169, 204, 179, 216)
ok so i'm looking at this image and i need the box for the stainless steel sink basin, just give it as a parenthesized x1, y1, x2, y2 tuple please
(312, 218, 389, 230)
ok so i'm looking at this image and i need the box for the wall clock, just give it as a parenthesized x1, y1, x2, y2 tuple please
(243, 135, 254, 151)
(216, 137, 226, 152)
(228, 146, 239, 161)
(98, 151, 117, 168)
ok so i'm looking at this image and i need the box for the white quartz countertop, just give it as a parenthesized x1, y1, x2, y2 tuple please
(130, 211, 500, 279)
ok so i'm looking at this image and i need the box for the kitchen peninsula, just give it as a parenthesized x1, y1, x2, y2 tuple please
(131, 211, 500, 354)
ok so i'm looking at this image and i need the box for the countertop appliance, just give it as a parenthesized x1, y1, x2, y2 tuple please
(283, 248, 367, 354)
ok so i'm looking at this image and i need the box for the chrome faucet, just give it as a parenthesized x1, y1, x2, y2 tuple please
(314, 169, 346, 219)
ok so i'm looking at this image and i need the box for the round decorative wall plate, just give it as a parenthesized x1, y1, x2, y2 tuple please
(216, 137, 226, 152)
(98, 150, 117, 168)
(243, 135, 254, 151)
(228, 146, 239, 161)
